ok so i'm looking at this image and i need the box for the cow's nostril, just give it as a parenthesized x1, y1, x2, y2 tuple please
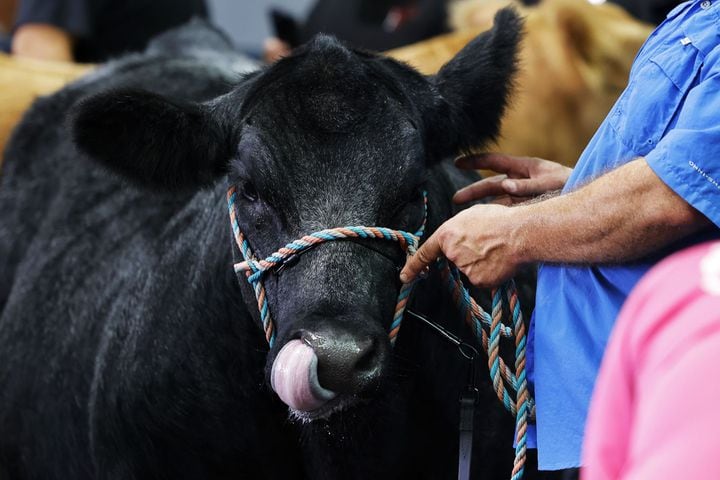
(352, 338, 379, 375)
(309, 334, 386, 394)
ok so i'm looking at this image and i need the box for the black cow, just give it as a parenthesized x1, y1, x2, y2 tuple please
(0, 12, 542, 480)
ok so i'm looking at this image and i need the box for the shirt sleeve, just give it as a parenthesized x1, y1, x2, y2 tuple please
(14, 0, 93, 38)
(645, 48, 720, 228)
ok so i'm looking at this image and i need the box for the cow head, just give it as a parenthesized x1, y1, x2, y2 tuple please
(71, 9, 522, 421)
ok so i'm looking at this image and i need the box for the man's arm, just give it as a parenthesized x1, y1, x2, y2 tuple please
(400, 158, 710, 287)
(517, 157, 708, 263)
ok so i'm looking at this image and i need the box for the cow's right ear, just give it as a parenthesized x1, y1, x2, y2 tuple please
(70, 88, 236, 191)
(424, 7, 523, 158)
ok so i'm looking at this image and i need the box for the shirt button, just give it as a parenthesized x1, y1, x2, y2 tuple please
(702, 0, 711, 9)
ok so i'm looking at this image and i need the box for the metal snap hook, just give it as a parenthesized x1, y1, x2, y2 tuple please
(457, 342, 478, 362)
(275, 253, 301, 275)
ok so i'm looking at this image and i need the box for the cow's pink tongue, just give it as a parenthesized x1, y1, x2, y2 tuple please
(271, 339, 336, 412)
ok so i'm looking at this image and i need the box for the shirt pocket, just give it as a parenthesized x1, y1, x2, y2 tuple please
(609, 40, 702, 156)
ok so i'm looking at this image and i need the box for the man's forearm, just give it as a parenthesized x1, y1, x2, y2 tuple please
(513, 158, 710, 264)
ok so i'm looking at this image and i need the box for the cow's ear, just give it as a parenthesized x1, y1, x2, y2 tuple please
(426, 7, 523, 158)
(70, 88, 236, 191)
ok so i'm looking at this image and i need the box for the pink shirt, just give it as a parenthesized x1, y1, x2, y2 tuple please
(582, 241, 720, 479)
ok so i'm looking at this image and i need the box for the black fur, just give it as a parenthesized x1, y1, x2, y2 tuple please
(71, 89, 232, 190)
(0, 10, 549, 480)
(429, 7, 523, 157)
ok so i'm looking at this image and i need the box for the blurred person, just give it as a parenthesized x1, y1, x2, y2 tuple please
(582, 241, 720, 479)
(264, 0, 448, 63)
(518, 0, 684, 25)
(451, 0, 683, 31)
(11, 0, 207, 62)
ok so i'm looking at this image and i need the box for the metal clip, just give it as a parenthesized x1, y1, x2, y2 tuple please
(459, 347, 478, 480)
(274, 253, 301, 275)
(406, 310, 479, 480)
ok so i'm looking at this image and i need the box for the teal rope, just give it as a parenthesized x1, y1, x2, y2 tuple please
(507, 281, 530, 480)
(227, 189, 276, 345)
(438, 259, 533, 479)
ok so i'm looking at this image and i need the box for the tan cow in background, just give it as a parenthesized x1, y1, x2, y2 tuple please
(0, 53, 92, 167)
(389, 0, 653, 166)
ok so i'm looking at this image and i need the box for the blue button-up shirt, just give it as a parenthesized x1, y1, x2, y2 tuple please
(529, 0, 720, 469)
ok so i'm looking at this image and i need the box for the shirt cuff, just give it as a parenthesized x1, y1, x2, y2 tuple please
(645, 140, 720, 228)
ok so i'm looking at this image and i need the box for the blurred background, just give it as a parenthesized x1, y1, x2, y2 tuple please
(0, 0, 682, 62)
(209, 0, 314, 57)
(0, 0, 684, 168)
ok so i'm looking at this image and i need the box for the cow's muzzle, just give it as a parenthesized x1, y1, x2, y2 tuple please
(271, 326, 389, 419)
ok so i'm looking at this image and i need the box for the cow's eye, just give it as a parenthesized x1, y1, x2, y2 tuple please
(241, 181, 259, 202)
(409, 189, 424, 204)
(389, 189, 424, 225)
(401, 189, 424, 210)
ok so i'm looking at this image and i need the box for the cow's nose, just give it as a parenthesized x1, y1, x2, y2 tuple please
(302, 330, 386, 394)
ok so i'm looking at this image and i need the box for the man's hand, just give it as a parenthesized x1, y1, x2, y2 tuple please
(453, 153, 573, 205)
(399, 204, 525, 287)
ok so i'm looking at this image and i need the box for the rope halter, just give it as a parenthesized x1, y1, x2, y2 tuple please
(226, 185, 531, 479)
(226, 186, 428, 348)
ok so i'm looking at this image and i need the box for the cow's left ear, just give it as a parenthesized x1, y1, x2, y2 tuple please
(426, 7, 523, 158)
(70, 88, 237, 191)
